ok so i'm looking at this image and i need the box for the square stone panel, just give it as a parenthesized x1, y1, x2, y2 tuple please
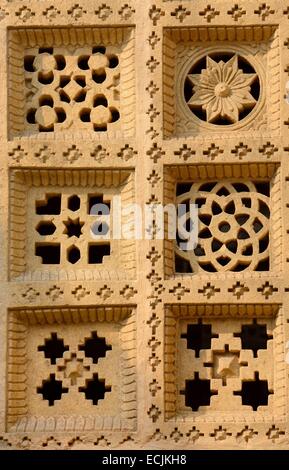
(9, 168, 136, 281)
(7, 306, 136, 432)
(164, 304, 285, 423)
(8, 27, 135, 139)
(163, 163, 281, 277)
(163, 25, 280, 138)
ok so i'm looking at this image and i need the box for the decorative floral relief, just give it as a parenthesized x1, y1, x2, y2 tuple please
(186, 55, 259, 124)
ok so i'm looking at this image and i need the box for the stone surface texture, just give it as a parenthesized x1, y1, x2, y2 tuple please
(0, 0, 288, 451)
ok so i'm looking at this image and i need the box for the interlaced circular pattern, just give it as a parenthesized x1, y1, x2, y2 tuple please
(176, 181, 270, 273)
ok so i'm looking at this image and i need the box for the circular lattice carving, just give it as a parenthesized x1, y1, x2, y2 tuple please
(184, 53, 260, 125)
(176, 181, 270, 273)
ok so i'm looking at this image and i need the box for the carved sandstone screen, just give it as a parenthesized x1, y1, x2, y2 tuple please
(0, 0, 289, 450)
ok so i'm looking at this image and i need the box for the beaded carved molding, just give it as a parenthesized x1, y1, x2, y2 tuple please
(1, 0, 289, 452)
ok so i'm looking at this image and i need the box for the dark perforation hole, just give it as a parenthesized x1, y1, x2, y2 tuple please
(39, 47, 53, 54)
(259, 234, 269, 253)
(92, 71, 106, 83)
(180, 373, 217, 411)
(212, 202, 222, 215)
(176, 183, 192, 196)
(255, 182, 270, 197)
(188, 103, 207, 121)
(38, 71, 54, 85)
(237, 56, 255, 74)
(185, 218, 194, 232)
(253, 218, 263, 233)
(111, 108, 120, 123)
(79, 374, 111, 405)
(94, 124, 107, 132)
(242, 244, 253, 256)
(199, 182, 216, 192)
(199, 262, 217, 272)
(188, 55, 207, 74)
(24, 55, 35, 72)
(64, 218, 83, 238)
(225, 201, 236, 214)
(216, 256, 230, 266)
(27, 109, 36, 124)
(78, 56, 90, 70)
(216, 186, 230, 196)
(59, 90, 70, 103)
(55, 55, 66, 70)
(35, 244, 60, 264)
(55, 108, 66, 123)
(256, 258, 270, 271)
(74, 89, 87, 103)
(231, 262, 249, 272)
(199, 214, 212, 226)
(226, 240, 238, 253)
(38, 333, 69, 364)
(68, 195, 80, 211)
(234, 321, 272, 357)
(212, 239, 222, 252)
(219, 222, 230, 233)
(67, 246, 80, 264)
(199, 228, 212, 239)
(242, 198, 252, 208)
(233, 373, 272, 411)
(39, 126, 54, 133)
(91, 222, 109, 236)
(181, 322, 217, 357)
(108, 55, 119, 68)
(259, 200, 270, 218)
(194, 244, 205, 257)
(88, 243, 111, 264)
(74, 76, 86, 88)
(94, 95, 108, 107)
(88, 195, 110, 214)
(59, 76, 71, 88)
(195, 198, 206, 209)
(92, 46, 106, 54)
(36, 221, 56, 236)
(39, 95, 54, 107)
(175, 253, 193, 273)
(36, 195, 61, 215)
(79, 331, 112, 364)
(235, 214, 250, 225)
(238, 228, 250, 240)
(37, 374, 68, 406)
(80, 108, 91, 122)
(232, 182, 250, 192)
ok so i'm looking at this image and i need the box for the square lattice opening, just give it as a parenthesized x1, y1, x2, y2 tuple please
(7, 306, 136, 433)
(164, 304, 285, 423)
(163, 163, 281, 278)
(163, 25, 279, 138)
(9, 169, 136, 280)
(8, 27, 135, 140)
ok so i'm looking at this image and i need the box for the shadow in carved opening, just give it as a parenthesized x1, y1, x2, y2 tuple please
(38, 333, 69, 364)
(37, 374, 69, 406)
(79, 331, 112, 364)
(181, 320, 218, 357)
(234, 372, 273, 410)
(180, 372, 218, 411)
(234, 319, 273, 357)
(79, 374, 111, 405)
